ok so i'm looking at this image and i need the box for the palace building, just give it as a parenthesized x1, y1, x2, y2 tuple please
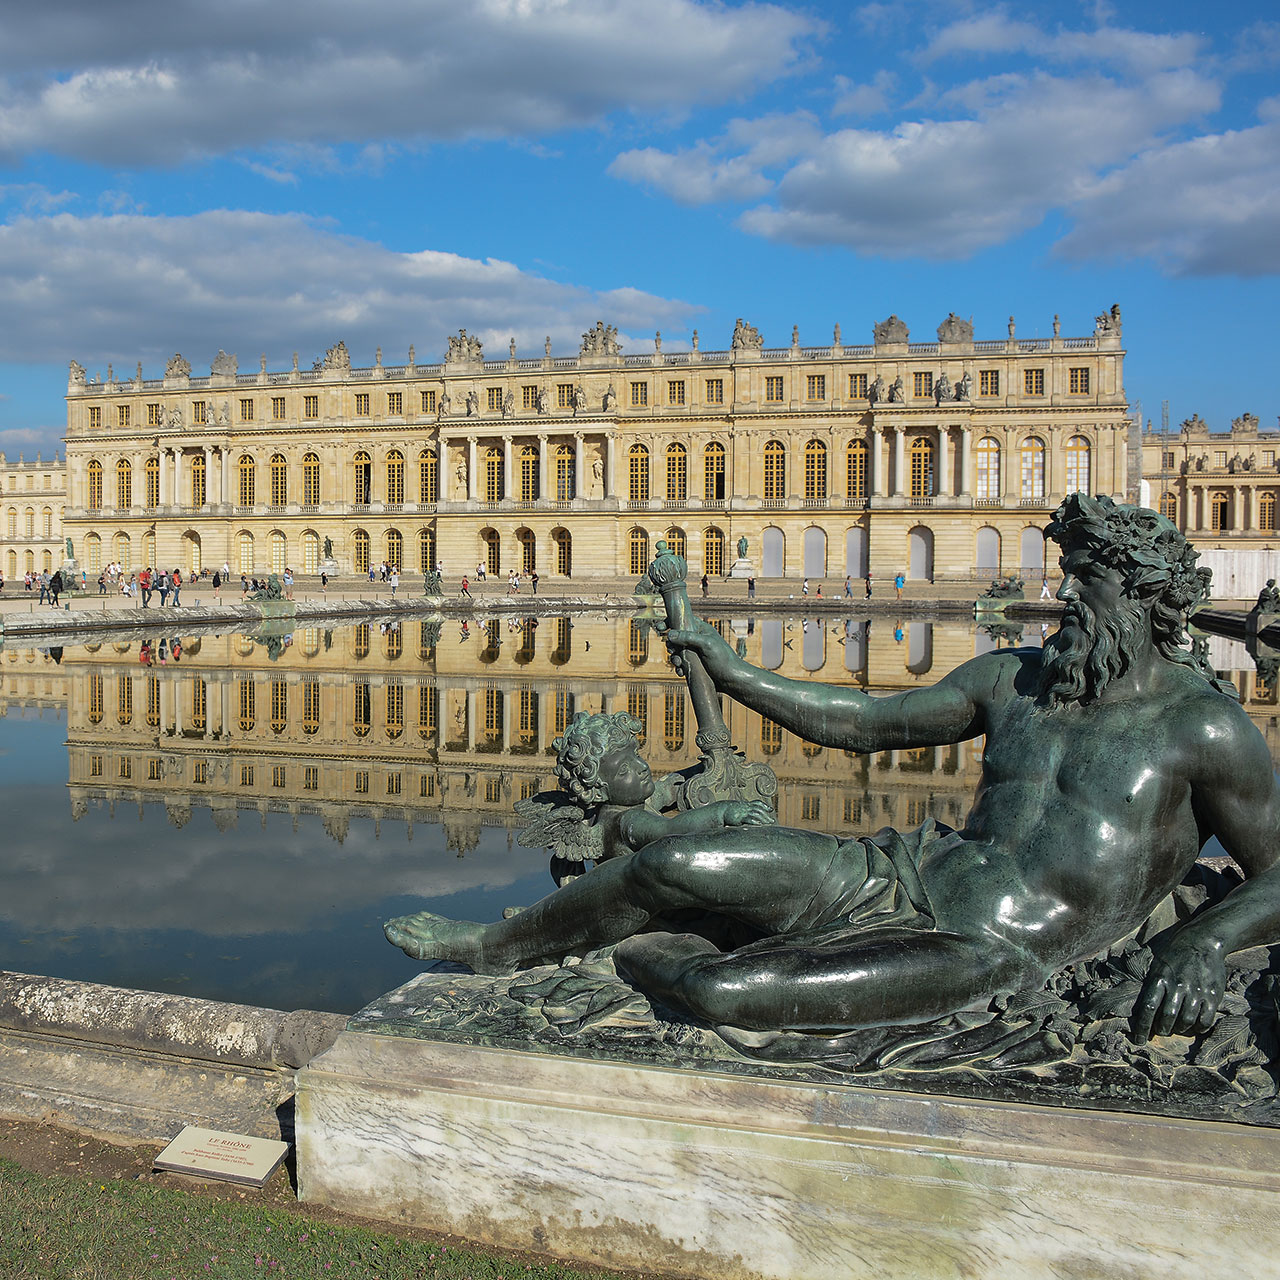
(60, 308, 1128, 583)
(1, 453, 68, 583)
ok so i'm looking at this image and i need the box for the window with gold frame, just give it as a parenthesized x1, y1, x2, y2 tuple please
(628, 444, 650, 503)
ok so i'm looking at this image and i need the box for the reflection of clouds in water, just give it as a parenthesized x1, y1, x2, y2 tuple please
(0, 791, 546, 937)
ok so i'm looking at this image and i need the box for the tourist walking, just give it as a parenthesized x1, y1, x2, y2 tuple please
(47, 571, 61, 607)
(283, 567, 294, 600)
(844, 575, 853, 598)
(801, 578, 809, 597)
(1040, 578, 1052, 600)
(37, 572, 49, 604)
(171, 569, 182, 606)
(212, 569, 221, 598)
(97, 572, 107, 595)
(460, 575, 472, 599)
(894, 572, 905, 600)
(390, 569, 399, 597)
(320, 571, 328, 594)
(156, 569, 170, 607)
(531, 570, 539, 595)
(701, 573, 709, 598)
(747, 576, 755, 600)
(864, 572, 873, 599)
(139, 567, 153, 607)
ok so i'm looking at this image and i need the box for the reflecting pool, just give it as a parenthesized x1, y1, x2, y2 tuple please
(0, 615, 1272, 1013)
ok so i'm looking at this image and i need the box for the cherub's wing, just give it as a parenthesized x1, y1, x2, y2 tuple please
(514, 791, 603, 862)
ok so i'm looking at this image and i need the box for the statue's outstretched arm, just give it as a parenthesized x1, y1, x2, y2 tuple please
(664, 621, 989, 751)
(1135, 704, 1280, 1040)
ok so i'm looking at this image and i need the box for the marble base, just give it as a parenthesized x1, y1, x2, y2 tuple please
(295, 1028, 1280, 1280)
(728, 558, 755, 579)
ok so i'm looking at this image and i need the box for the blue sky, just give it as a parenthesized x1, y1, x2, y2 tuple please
(0, 0, 1277, 459)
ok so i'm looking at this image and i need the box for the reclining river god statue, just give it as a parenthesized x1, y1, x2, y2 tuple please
(386, 495, 1280, 1084)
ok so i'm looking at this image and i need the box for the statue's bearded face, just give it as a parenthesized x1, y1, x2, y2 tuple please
(1038, 552, 1148, 708)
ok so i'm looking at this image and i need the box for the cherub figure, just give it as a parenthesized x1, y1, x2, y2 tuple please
(384, 711, 775, 966)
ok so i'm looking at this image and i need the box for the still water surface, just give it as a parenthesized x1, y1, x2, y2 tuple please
(0, 615, 1268, 1014)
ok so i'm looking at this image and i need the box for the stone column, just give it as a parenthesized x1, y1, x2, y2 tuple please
(466, 688, 477, 751)
(467, 438, 478, 502)
(937, 428, 951, 497)
(172, 449, 184, 508)
(222, 450, 233, 506)
(893, 430, 905, 498)
(575, 434, 584, 499)
(203, 447, 212, 507)
(436, 435, 447, 502)
(606, 434, 616, 496)
(538, 435, 549, 501)
(960, 429, 973, 497)
(503, 435, 513, 501)
(869, 427, 881, 498)
(158, 450, 169, 507)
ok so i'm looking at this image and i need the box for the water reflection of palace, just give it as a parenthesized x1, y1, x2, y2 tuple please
(5, 616, 1280, 848)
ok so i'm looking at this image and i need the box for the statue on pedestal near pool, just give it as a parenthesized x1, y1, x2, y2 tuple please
(387, 496, 1280, 1076)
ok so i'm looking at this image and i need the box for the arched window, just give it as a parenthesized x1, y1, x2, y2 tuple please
(1159, 491, 1178, 523)
(353, 623, 370, 659)
(42, 508, 52, 538)
(1065, 436, 1091, 495)
(760, 717, 782, 755)
(703, 526, 725, 576)
(909, 438, 935, 499)
(237, 454, 256, 507)
(302, 681, 321, 735)
(1020, 437, 1045, 500)
(1210, 491, 1230, 531)
(846, 439, 867, 502)
(353, 451, 371, 504)
(628, 526, 649, 575)
(386, 528, 403, 570)
(89, 673, 103, 725)
(482, 528, 500, 576)
(237, 531, 254, 573)
(303, 452, 320, 506)
(113, 532, 131, 571)
(664, 526, 686, 560)
(270, 530, 286, 573)
(302, 530, 319, 573)
(23, 508, 33, 537)
(270, 454, 287, 507)
(353, 528, 371, 573)
(117, 675, 133, 726)
(704, 441, 726, 502)
(418, 450, 437, 504)
(238, 679, 256, 731)
(352, 682, 371, 738)
(553, 528, 571, 576)
(144, 456, 160, 509)
(555, 443, 575, 501)
(628, 619, 649, 666)
(270, 679, 288, 734)
(665, 442, 687, 503)
(386, 449, 404, 506)
(484, 446, 504, 502)
(1261, 491, 1277, 533)
(115, 458, 131, 509)
(84, 533, 101, 572)
(975, 437, 1001, 502)
(663, 689, 685, 752)
(519, 444, 539, 502)
(191, 453, 206, 507)
(5, 509, 13, 537)
(418, 527, 436, 573)
(142, 531, 155, 568)
(87, 459, 103, 510)
(628, 444, 650, 504)
(385, 684, 404, 739)
(516, 528, 535, 574)
(804, 439, 827, 502)
(763, 440, 786, 502)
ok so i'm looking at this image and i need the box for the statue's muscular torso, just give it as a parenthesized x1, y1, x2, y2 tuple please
(919, 651, 1234, 972)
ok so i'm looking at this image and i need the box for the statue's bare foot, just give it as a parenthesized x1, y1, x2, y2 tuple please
(384, 911, 495, 971)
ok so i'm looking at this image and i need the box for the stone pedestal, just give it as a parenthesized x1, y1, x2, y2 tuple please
(295, 1027, 1280, 1280)
(728, 557, 755, 579)
(318, 557, 339, 579)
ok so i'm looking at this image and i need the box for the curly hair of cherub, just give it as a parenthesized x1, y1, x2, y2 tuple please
(552, 711, 644, 807)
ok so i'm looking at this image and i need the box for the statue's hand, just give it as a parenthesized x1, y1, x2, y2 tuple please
(1132, 932, 1227, 1041)
(662, 620, 733, 678)
(722, 800, 777, 827)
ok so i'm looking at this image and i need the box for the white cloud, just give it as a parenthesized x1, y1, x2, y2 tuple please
(832, 71, 897, 118)
(0, 210, 699, 367)
(0, 0, 818, 166)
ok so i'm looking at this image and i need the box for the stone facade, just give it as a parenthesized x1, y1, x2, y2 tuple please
(1, 453, 68, 583)
(1140, 412, 1280, 546)
(61, 311, 1128, 583)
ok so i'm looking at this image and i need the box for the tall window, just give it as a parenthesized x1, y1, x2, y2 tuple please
(909, 437, 935, 499)
(270, 530, 286, 573)
(519, 445, 539, 502)
(1211, 492, 1230, 531)
(355, 393, 370, 417)
(553, 528, 571, 575)
(418, 685, 438, 740)
(270, 680, 288, 733)
(763, 440, 786, 501)
(1020, 437, 1046, 500)
(704, 441, 726, 502)
(272, 396, 286, 421)
(146, 677, 161, 728)
(302, 529, 320, 573)
(1068, 367, 1090, 394)
(304, 394, 319, 419)
(88, 406, 102, 429)
(303, 453, 320, 506)
(238, 679, 256, 731)
(237, 531, 254, 573)
(628, 526, 649, 575)
(418, 450, 438, 503)
(118, 404, 130, 429)
(418, 527, 436, 573)
(703, 526, 725, 576)
(144, 456, 160, 509)
(628, 444, 650, 504)
(804, 439, 827, 502)
(665, 443, 687, 502)
(237, 455, 255, 506)
(630, 382, 648, 407)
(353, 451, 371, 504)
(353, 529, 370, 573)
(270, 454, 287, 507)
(240, 398, 255, 422)
(975, 437, 1001, 502)
(191, 679, 207, 734)
(665, 526, 687, 560)
(353, 683, 371, 737)
(386, 450, 404, 505)
(1261, 491, 1277, 532)
(846, 439, 867, 501)
(89, 673, 103, 725)
(421, 389, 437, 414)
(386, 529, 402, 570)
(388, 392, 402, 416)
(191, 453, 206, 506)
(484, 447, 504, 501)
(663, 690, 685, 751)
(1064, 436, 1091, 495)
(117, 675, 133, 725)
(116, 458, 132, 508)
(1159, 491, 1178, 523)
(555, 443, 575, 501)
(87, 459, 103, 510)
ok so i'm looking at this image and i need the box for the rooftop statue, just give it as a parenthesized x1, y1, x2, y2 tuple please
(386, 497, 1280, 1082)
(1255, 579, 1280, 614)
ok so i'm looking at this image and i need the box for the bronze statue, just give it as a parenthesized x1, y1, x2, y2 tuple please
(387, 496, 1280, 1052)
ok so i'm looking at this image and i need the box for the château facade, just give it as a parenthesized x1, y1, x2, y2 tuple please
(61, 308, 1128, 583)
(1, 453, 68, 582)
